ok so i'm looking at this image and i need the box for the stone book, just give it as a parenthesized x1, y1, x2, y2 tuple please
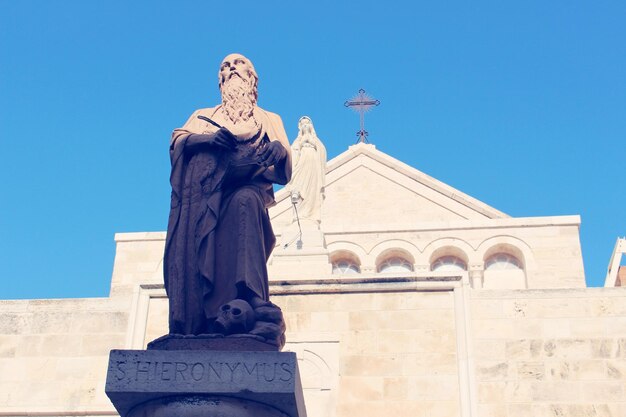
(223, 157, 267, 187)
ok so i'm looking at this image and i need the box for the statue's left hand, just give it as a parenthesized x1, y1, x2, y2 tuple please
(258, 140, 287, 168)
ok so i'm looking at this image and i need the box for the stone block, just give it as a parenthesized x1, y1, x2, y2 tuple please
(618, 338, 626, 358)
(0, 313, 29, 334)
(608, 403, 626, 417)
(547, 359, 608, 381)
(308, 312, 349, 332)
(340, 376, 383, 401)
(541, 319, 572, 338)
(336, 401, 393, 417)
(591, 298, 623, 317)
(606, 317, 626, 336)
(383, 377, 408, 400)
(504, 339, 534, 360)
(340, 355, 401, 377)
(0, 336, 17, 357)
(590, 339, 615, 359)
(545, 338, 591, 359)
(71, 311, 128, 333)
(349, 310, 454, 331)
(54, 356, 109, 381)
(401, 292, 454, 310)
(106, 349, 306, 417)
(29, 311, 73, 334)
(476, 361, 512, 381)
(471, 299, 503, 319)
(477, 403, 507, 417)
(530, 381, 581, 402)
(579, 381, 624, 402)
(473, 318, 541, 339)
(15, 334, 83, 357)
(420, 400, 460, 417)
(516, 361, 545, 380)
(401, 353, 458, 376)
(81, 333, 125, 356)
(570, 318, 608, 338)
(605, 360, 626, 379)
(406, 376, 459, 401)
(503, 381, 533, 402)
(376, 329, 456, 354)
(339, 330, 377, 355)
(477, 381, 505, 403)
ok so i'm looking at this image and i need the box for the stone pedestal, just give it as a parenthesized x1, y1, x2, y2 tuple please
(105, 349, 306, 417)
(272, 221, 332, 279)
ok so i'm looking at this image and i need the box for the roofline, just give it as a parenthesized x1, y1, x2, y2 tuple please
(275, 142, 508, 219)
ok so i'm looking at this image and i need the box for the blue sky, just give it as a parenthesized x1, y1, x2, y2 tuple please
(0, 1, 624, 298)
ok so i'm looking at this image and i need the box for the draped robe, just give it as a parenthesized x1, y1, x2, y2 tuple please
(164, 105, 291, 335)
(289, 133, 326, 223)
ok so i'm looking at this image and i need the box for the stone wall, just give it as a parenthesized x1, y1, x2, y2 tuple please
(2, 282, 626, 417)
(472, 287, 626, 417)
(139, 279, 465, 417)
(0, 297, 129, 415)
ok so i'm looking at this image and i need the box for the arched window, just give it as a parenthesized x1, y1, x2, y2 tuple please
(483, 251, 526, 289)
(485, 253, 523, 270)
(330, 251, 361, 275)
(332, 260, 360, 275)
(431, 256, 467, 272)
(378, 257, 413, 273)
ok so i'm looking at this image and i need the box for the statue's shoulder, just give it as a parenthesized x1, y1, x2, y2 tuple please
(256, 107, 284, 124)
(194, 106, 220, 117)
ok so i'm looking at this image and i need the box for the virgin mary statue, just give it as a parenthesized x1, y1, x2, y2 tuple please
(288, 116, 327, 224)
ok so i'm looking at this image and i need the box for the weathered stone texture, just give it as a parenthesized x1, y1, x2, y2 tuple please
(473, 288, 626, 415)
(0, 298, 128, 414)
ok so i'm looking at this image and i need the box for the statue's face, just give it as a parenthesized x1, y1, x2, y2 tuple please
(298, 117, 312, 132)
(220, 54, 254, 85)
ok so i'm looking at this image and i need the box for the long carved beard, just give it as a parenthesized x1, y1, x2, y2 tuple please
(221, 75, 257, 125)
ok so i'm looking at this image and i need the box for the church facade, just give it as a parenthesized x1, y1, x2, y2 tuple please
(1, 143, 625, 417)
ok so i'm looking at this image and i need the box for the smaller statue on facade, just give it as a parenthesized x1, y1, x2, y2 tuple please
(288, 116, 327, 225)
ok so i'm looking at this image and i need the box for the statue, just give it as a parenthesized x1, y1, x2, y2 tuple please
(288, 116, 326, 224)
(162, 53, 291, 348)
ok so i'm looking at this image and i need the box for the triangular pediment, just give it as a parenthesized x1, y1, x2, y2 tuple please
(270, 143, 507, 231)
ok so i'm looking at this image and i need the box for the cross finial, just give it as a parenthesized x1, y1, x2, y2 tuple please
(344, 89, 380, 143)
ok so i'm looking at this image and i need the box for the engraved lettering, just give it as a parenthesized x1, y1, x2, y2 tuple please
(280, 362, 293, 381)
(243, 362, 258, 379)
(208, 362, 222, 380)
(191, 363, 205, 381)
(115, 360, 127, 380)
(175, 362, 188, 381)
(135, 361, 150, 382)
(153, 361, 159, 381)
(263, 362, 277, 382)
(161, 361, 173, 381)
(226, 362, 241, 382)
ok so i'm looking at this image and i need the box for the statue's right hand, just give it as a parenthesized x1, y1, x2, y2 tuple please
(186, 130, 237, 153)
(212, 127, 238, 151)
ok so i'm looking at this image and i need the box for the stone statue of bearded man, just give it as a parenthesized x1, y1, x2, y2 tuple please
(162, 54, 291, 347)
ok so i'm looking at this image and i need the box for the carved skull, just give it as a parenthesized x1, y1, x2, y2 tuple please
(214, 299, 255, 335)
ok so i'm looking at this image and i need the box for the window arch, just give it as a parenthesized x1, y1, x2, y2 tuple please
(431, 256, 467, 272)
(375, 248, 415, 274)
(330, 251, 361, 275)
(378, 257, 414, 273)
(332, 260, 360, 275)
(482, 248, 526, 289)
(485, 253, 523, 270)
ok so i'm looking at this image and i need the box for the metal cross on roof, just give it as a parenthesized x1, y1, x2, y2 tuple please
(344, 88, 380, 143)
